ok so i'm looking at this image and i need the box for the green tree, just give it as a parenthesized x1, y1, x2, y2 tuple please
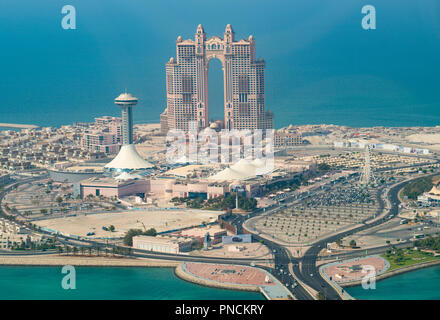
(402, 176, 436, 200)
(56, 196, 63, 205)
(123, 228, 157, 246)
(318, 163, 331, 171)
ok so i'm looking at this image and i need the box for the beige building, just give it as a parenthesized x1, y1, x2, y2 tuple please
(132, 235, 193, 254)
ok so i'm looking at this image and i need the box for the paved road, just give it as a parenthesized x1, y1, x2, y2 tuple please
(230, 205, 314, 300)
(297, 174, 438, 299)
(239, 172, 438, 299)
(1, 170, 437, 300)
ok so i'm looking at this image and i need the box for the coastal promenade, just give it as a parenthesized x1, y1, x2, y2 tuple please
(0, 255, 292, 300)
(338, 258, 440, 288)
(319, 255, 389, 299)
(321, 255, 389, 285)
(175, 262, 294, 300)
(0, 254, 180, 268)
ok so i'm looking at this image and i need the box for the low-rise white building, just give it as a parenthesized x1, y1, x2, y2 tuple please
(132, 235, 193, 254)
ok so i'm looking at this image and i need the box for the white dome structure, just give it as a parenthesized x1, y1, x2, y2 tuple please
(105, 144, 153, 172)
(115, 93, 138, 105)
(208, 158, 273, 181)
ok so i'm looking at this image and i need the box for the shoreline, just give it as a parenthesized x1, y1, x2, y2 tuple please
(0, 254, 277, 299)
(0, 254, 180, 268)
(174, 263, 263, 294)
(0, 254, 269, 299)
(175, 262, 294, 300)
(2, 254, 440, 299)
(0, 123, 39, 129)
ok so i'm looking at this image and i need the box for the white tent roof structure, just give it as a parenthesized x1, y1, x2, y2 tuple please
(114, 172, 143, 181)
(208, 158, 273, 181)
(208, 167, 250, 181)
(104, 144, 154, 171)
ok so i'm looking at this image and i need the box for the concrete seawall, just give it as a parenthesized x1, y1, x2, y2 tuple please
(0, 254, 180, 268)
(174, 263, 261, 293)
(0, 254, 294, 299)
(175, 262, 294, 300)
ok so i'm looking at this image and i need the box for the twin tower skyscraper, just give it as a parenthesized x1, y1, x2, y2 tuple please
(105, 25, 273, 171)
(161, 24, 273, 133)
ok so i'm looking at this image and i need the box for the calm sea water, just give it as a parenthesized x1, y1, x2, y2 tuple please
(0, 266, 263, 300)
(0, 0, 439, 128)
(347, 265, 440, 300)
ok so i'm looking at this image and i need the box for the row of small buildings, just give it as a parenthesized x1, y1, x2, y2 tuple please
(80, 116, 123, 155)
(0, 218, 38, 249)
(0, 218, 26, 234)
(0, 123, 116, 171)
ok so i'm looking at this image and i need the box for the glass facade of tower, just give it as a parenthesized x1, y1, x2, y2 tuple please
(163, 24, 273, 132)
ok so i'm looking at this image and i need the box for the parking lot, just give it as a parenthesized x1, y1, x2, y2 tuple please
(2, 180, 117, 220)
(253, 183, 379, 244)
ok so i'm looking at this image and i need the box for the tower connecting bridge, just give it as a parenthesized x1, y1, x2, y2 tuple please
(161, 24, 274, 133)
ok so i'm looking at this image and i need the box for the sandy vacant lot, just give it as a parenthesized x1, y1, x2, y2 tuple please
(192, 242, 271, 259)
(36, 209, 221, 238)
(406, 133, 440, 144)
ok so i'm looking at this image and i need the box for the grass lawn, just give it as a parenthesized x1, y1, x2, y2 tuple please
(382, 250, 440, 271)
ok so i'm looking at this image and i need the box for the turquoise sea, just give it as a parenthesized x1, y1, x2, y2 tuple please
(347, 265, 440, 300)
(0, 266, 263, 300)
(0, 0, 439, 128)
